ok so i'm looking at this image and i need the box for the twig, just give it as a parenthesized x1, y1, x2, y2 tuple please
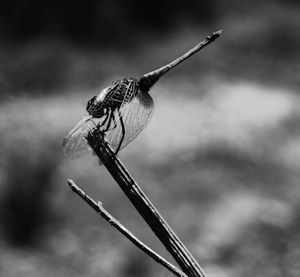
(67, 179, 188, 277)
(86, 128, 207, 277)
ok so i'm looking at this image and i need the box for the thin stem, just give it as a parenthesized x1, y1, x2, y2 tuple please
(67, 179, 188, 277)
(86, 128, 207, 277)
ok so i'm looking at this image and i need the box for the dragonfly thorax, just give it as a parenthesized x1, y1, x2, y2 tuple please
(86, 78, 139, 118)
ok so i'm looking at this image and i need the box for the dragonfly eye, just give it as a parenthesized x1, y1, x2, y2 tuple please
(86, 96, 96, 112)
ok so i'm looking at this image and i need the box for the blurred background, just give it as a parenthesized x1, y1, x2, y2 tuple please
(1, 0, 300, 276)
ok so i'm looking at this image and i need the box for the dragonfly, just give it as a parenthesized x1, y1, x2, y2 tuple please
(63, 30, 222, 159)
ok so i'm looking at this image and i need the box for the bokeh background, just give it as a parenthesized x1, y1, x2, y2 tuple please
(1, 1, 300, 276)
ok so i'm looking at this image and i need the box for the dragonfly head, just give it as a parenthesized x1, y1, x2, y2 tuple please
(86, 85, 114, 117)
(86, 95, 106, 118)
(86, 95, 97, 113)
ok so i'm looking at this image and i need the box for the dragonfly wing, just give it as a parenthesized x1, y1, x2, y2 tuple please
(105, 89, 154, 152)
(62, 115, 96, 159)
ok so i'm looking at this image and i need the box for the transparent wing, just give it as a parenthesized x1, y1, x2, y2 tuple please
(105, 89, 154, 152)
(62, 115, 102, 159)
(62, 84, 118, 159)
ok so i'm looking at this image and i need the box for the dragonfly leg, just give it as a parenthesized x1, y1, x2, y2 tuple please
(103, 109, 114, 132)
(115, 109, 125, 155)
(86, 118, 97, 128)
(104, 109, 118, 133)
(100, 108, 110, 127)
(111, 112, 118, 130)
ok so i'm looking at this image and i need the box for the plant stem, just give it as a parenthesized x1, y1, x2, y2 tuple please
(68, 179, 188, 277)
(86, 128, 206, 277)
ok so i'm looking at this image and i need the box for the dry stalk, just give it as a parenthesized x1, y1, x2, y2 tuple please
(68, 179, 188, 277)
(83, 128, 206, 277)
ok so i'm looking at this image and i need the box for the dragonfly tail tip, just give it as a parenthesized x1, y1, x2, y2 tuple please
(207, 30, 223, 41)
